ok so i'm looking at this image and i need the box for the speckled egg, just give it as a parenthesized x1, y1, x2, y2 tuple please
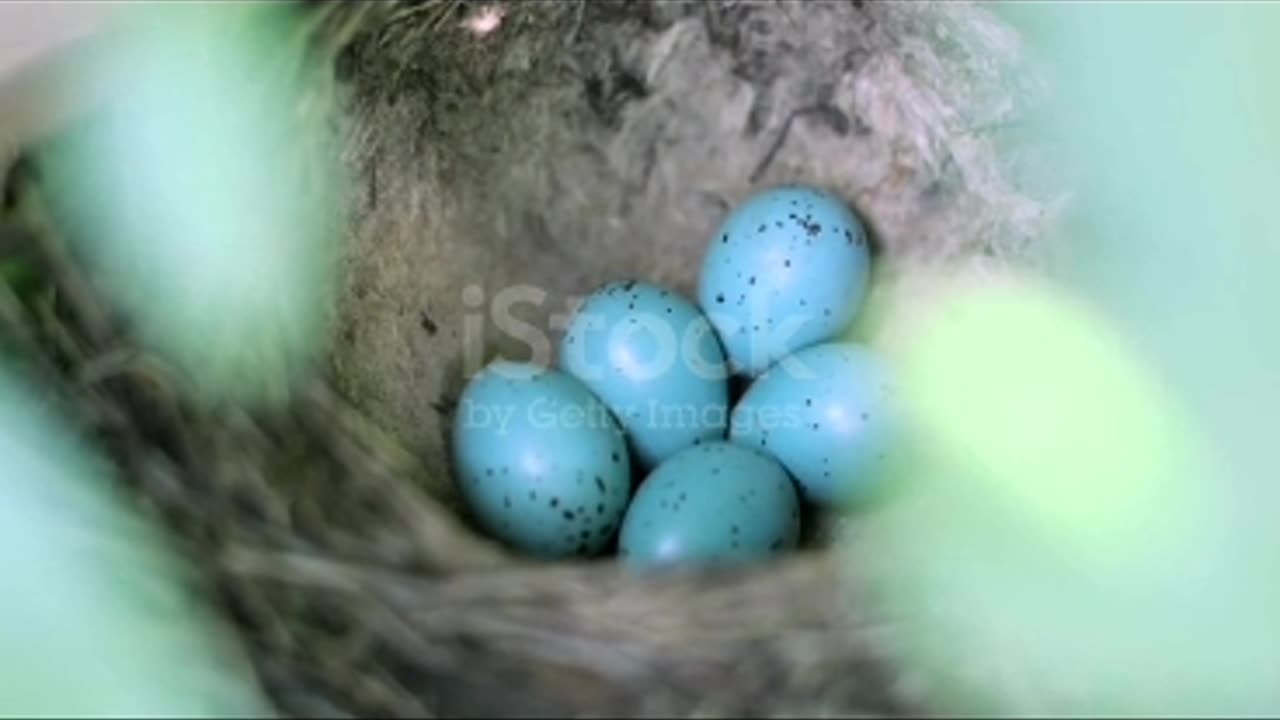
(697, 185, 871, 376)
(618, 441, 800, 570)
(450, 360, 632, 559)
(559, 281, 730, 469)
(729, 342, 897, 506)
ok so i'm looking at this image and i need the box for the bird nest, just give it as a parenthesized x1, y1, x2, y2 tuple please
(0, 1, 1056, 716)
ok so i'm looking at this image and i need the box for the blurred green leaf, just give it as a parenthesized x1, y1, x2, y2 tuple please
(0, 366, 270, 716)
(41, 1, 346, 408)
(854, 276, 1280, 715)
(846, 3, 1280, 714)
(1011, 3, 1280, 518)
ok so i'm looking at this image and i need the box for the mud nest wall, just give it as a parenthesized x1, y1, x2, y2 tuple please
(330, 0, 1053, 502)
(0, 1, 1059, 717)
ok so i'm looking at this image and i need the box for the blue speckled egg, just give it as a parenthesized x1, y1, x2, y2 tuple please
(451, 360, 632, 559)
(697, 185, 871, 376)
(559, 281, 730, 468)
(729, 342, 897, 506)
(618, 441, 800, 570)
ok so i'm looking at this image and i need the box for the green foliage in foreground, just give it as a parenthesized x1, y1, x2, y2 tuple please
(1, 2, 342, 714)
(41, 1, 346, 410)
(0, 367, 271, 716)
(848, 3, 1280, 715)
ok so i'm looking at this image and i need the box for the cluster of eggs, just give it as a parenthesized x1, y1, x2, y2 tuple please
(451, 185, 896, 570)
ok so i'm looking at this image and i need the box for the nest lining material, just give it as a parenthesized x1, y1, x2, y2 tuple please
(0, 1, 1054, 717)
(330, 0, 1051, 514)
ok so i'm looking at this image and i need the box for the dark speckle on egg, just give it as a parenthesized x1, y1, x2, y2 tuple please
(715, 293, 725, 304)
